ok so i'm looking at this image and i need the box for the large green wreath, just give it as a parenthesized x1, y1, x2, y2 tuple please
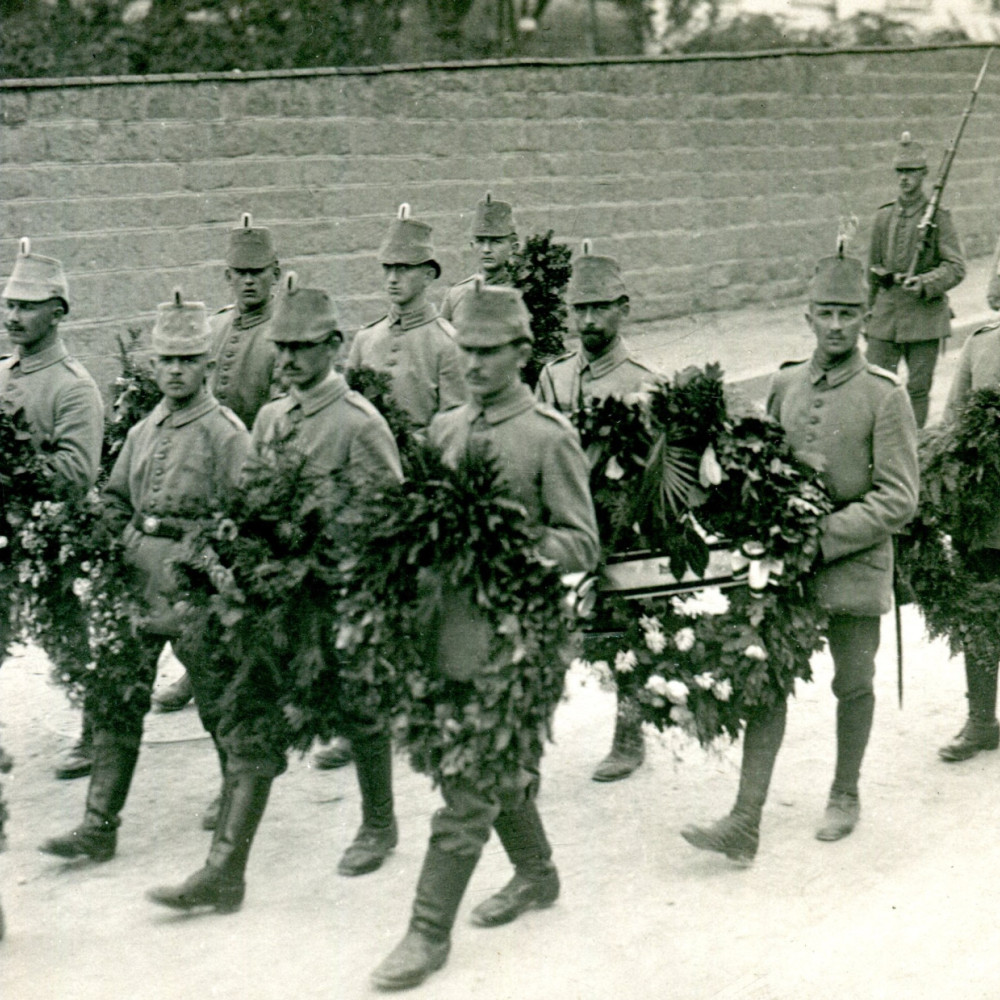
(575, 364, 832, 745)
(896, 387, 1000, 655)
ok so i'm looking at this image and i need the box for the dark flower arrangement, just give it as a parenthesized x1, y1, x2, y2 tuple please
(895, 387, 1000, 655)
(575, 364, 832, 745)
(172, 437, 577, 796)
(510, 230, 573, 389)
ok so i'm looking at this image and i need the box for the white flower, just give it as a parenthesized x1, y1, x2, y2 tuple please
(71, 578, 92, 600)
(674, 627, 696, 652)
(664, 679, 689, 705)
(712, 678, 733, 702)
(644, 628, 667, 654)
(645, 674, 670, 697)
(614, 649, 638, 674)
(605, 455, 625, 481)
(0, 536, 7, 549)
(670, 704, 696, 729)
(698, 444, 724, 487)
(671, 586, 730, 619)
(639, 614, 662, 633)
(693, 671, 714, 690)
(744, 644, 768, 661)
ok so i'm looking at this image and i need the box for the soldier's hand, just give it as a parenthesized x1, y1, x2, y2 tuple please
(901, 275, 924, 295)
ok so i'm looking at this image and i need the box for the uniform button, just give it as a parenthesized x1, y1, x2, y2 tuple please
(813, 399, 823, 408)
(805, 434, 815, 443)
(386, 359, 398, 368)
(809, 416, 820, 424)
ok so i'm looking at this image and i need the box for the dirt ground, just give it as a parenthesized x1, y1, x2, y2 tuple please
(2, 602, 1000, 1000)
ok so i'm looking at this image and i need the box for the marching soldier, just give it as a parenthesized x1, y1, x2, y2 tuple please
(328, 204, 468, 773)
(936, 316, 1000, 762)
(866, 131, 966, 428)
(40, 292, 250, 863)
(347, 203, 467, 433)
(681, 245, 918, 862)
(154, 213, 282, 715)
(440, 192, 519, 323)
(1, 240, 104, 780)
(538, 242, 662, 782)
(148, 276, 403, 914)
(371, 282, 599, 991)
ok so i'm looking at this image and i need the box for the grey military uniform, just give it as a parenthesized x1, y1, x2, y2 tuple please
(536, 337, 660, 413)
(209, 302, 279, 429)
(347, 302, 467, 430)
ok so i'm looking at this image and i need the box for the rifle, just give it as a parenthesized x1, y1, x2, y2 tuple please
(904, 48, 994, 283)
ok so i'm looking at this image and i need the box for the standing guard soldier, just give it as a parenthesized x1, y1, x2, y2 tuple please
(154, 213, 281, 715)
(148, 276, 403, 914)
(347, 203, 467, 433)
(371, 283, 599, 991)
(440, 192, 519, 323)
(866, 131, 966, 428)
(538, 241, 662, 782)
(40, 292, 250, 863)
(1, 240, 104, 780)
(681, 246, 918, 863)
(935, 315, 1000, 762)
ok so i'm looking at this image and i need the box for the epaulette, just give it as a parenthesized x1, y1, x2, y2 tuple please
(878, 201, 895, 211)
(452, 274, 478, 288)
(972, 319, 1000, 337)
(779, 359, 807, 370)
(345, 390, 382, 419)
(432, 315, 457, 336)
(62, 357, 93, 380)
(546, 350, 577, 367)
(213, 304, 236, 316)
(534, 400, 575, 431)
(865, 362, 903, 384)
(217, 404, 249, 432)
(357, 315, 388, 331)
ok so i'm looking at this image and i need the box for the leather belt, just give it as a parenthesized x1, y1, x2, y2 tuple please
(130, 513, 188, 540)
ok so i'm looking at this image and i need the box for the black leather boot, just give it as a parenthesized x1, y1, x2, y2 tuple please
(681, 700, 787, 864)
(940, 646, 1000, 762)
(54, 711, 93, 780)
(338, 728, 397, 876)
(147, 773, 272, 913)
(471, 799, 558, 927)
(371, 845, 479, 991)
(40, 736, 140, 862)
(591, 693, 645, 783)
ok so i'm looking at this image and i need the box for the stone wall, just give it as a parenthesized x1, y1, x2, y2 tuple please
(2, 46, 998, 385)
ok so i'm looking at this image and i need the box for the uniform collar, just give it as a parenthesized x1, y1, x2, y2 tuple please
(14, 338, 69, 374)
(234, 298, 273, 331)
(289, 369, 347, 416)
(151, 388, 220, 428)
(895, 192, 927, 218)
(469, 381, 535, 425)
(387, 301, 437, 331)
(580, 337, 630, 379)
(809, 347, 865, 387)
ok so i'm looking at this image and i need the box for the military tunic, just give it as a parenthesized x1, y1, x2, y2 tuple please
(536, 337, 660, 413)
(429, 381, 599, 574)
(0, 339, 103, 492)
(209, 301, 279, 429)
(250, 370, 403, 487)
(347, 302, 467, 430)
(943, 321, 1000, 550)
(440, 271, 511, 324)
(767, 348, 919, 617)
(866, 197, 965, 345)
(99, 389, 250, 740)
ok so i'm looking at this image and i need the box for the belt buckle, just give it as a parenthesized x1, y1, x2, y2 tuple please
(142, 515, 161, 535)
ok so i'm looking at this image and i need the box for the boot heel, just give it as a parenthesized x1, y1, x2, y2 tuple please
(213, 886, 245, 913)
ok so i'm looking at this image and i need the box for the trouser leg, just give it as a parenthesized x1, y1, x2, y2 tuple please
(901, 339, 939, 429)
(863, 337, 902, 374)
(828, 614, 880, 798)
